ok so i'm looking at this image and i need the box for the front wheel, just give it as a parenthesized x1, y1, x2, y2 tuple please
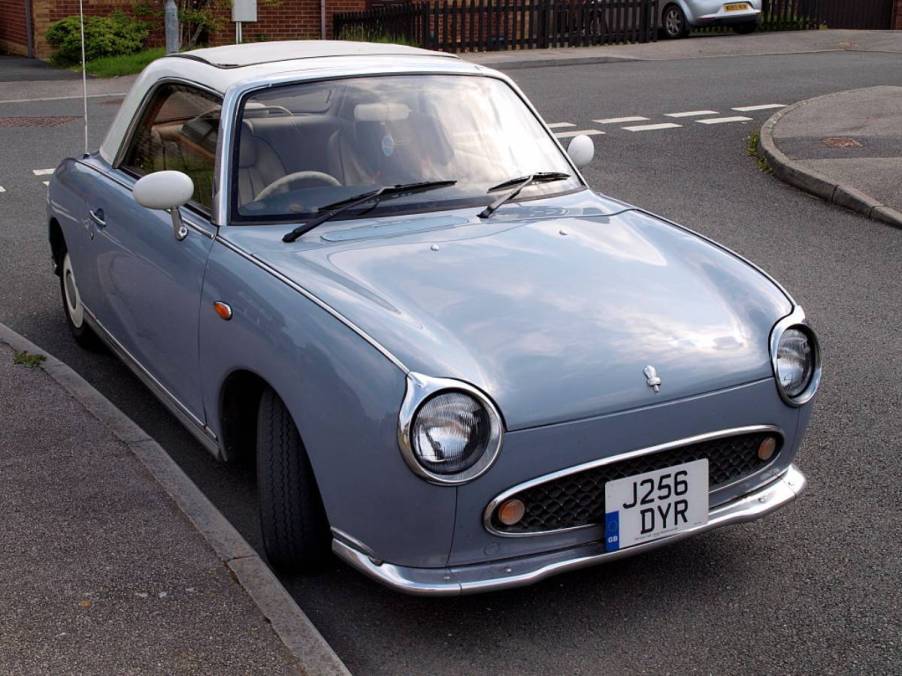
(59, 252, 103, 350)
(661, 4, 690, 39)
(256, 388, 331, 572)
(733, 22, 757, 34)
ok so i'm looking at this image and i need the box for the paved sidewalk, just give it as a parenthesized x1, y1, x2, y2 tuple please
(466, 29, 902, 69)
(0, 325, 348, 674)
(760, 86, 902, 228)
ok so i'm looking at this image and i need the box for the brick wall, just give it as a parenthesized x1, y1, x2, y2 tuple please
(0, 0, 29, 55)
(894, 0, 902, 29)
(2, 0, 368, 58)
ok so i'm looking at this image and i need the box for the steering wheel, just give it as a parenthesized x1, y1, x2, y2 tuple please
(255, 171, 341, 201)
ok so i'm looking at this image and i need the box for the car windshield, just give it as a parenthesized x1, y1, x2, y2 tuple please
(232, 74, 582, 222)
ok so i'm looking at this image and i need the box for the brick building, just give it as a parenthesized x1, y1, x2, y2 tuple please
(1, 0, 367, 59)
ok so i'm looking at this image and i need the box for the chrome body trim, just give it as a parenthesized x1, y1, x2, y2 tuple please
(397, 373, 505, 486)
(482, 424, 784, 538)
(213, 234, 409, 373)
(769, 306, 822, 407)
(82, 305, 222, 457)
(333, 464, 806, 596)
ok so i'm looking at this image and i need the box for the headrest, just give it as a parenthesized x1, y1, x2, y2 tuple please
(238, 120, 257, 168)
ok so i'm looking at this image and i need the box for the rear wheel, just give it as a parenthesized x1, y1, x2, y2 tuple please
(733, 22, 757, 34)
(661, 4, 690, 39)
(60, 252, 103, 350)
(256, 388, 331, 572)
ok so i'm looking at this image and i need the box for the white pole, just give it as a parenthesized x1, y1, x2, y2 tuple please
(78, 0, 88, 155)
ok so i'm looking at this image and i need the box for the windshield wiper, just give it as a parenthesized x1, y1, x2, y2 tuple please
(282, 180, 457, 243)
(478, 171, 571, 219)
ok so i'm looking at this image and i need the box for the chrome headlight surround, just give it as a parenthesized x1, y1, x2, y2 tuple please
(398, 373, 504, 485)
(769, 307, 822, 407)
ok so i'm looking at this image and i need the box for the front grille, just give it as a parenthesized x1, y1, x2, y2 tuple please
(491, 432, 781, 534)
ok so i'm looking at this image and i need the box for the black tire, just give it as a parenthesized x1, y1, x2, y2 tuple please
(733, 22, 757, 34)
(256, 388, 331, 572)
(59, 251, 104, 351)
(661, 4, 690, 39)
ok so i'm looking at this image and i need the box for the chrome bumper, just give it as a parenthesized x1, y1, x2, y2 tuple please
(333, 464, 806, 596)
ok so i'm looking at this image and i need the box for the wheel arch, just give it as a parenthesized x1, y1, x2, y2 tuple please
(218, 367, 279, 463)
(49, 217, 65, 275)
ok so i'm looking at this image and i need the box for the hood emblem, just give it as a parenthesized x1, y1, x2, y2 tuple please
(643, 365, 662, 393)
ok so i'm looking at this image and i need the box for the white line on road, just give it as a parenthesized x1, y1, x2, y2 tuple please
(732, 104, 785, 112)
(0, 186, 5, 193)
(665, 110, 719, 118)
(622, 123, 682, 132)
(43, 181, 50, 187)
(547, 122, 576, 129)
(33, 168, 54, 176)
(554, 129, 605, 138)
(594, 116, 649, 124)
(696, 116, 754, 125)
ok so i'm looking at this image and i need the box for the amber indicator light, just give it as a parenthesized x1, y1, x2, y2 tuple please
(214, 301, 233, 320)
(757, 436, 778, 461)
(497, 498, 526, 527)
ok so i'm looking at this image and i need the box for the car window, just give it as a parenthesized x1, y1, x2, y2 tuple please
(121, 83, 222, 213)
(232, 75, 582, 222)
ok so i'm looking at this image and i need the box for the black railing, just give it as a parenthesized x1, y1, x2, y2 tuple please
(334, 0, 660, 53)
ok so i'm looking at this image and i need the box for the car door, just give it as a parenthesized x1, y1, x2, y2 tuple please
(86, 82, 220, 422)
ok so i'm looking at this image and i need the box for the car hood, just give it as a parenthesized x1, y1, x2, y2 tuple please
(222, 196, 792, 430)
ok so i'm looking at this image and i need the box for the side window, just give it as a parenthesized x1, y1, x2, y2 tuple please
(121, 83, 221, 213)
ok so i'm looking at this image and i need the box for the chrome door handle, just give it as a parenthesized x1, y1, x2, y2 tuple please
(89, 208, 106, 227)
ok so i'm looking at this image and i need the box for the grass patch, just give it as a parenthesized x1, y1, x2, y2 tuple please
(13, 350, 46, 368)
(77, 47, 165, 78)
(746, 132, 772, 174)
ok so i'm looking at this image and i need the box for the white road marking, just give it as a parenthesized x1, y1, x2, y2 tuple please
(696, 116, 754, 125)
(622, 123, 682, 132)
(554, 129, 605, 138)
(547, 122, 575, 129)
(43, 181, 50, 186)
(594, 116, 649, 124)
(732, 104, 785, 112)
(665, 110, 719, 118)
(33, 168, 55, 176)
(0, 186, 5, 193)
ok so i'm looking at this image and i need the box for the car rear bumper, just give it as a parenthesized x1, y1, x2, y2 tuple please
(697, 8, 762, 25)
(333, 464, 806, 596)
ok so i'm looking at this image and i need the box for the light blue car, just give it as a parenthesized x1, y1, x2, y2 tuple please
(48, 41, 819, 595)
(659, 0, 763, 38)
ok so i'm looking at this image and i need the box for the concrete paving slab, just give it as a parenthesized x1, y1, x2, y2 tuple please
(760, 86, 902, 229)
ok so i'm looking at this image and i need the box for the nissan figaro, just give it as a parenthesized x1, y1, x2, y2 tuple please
(48, 41, 819, 595)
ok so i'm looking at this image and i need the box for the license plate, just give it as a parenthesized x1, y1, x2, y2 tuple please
(604, 459, 708, 552)
(724, 2, 750, 11)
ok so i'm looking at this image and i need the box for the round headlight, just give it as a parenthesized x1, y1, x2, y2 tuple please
(399, 376, 504, 484)
(412, 392, 492, 474)
(772, 316, 821, 406)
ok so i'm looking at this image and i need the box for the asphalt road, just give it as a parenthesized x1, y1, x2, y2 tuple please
(1, 49, 900, 674)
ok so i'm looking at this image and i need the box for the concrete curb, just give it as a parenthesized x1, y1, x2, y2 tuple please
(0, 322, 350, 676)
(464, 54, 640, 70)
(759, 91, 902, 229)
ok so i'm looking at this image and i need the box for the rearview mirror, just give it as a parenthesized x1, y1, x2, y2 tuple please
(566, 134, 595, 168)
(133, 171, 195, 241)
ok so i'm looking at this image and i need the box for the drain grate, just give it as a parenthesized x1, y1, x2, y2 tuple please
(0, 116, 80, 128)
(822, 137, 863, 149)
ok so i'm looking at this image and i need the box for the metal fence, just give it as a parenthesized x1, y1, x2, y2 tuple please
(334, 0, 660, 53)
(817, 0, 894, 29)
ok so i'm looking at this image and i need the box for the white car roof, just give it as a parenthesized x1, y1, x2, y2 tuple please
(99, 40, 476, 163)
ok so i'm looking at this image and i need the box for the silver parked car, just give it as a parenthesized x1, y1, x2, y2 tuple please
(48, 41, 819, 595)
(660, 0, 763, 38)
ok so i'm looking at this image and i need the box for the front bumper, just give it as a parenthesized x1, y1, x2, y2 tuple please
(334, 464, 806, 596)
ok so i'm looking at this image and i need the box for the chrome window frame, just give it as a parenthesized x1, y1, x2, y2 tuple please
(112, 77, 225, 223)
(483, 424, 785, 538)
(214, 68, 590, 228)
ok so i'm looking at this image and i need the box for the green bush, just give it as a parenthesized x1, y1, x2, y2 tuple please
(46, 12, 149, 66)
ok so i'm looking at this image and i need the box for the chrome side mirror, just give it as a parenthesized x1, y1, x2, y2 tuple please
(133, 170, 195, 241)
(566, 134, 595, 168)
